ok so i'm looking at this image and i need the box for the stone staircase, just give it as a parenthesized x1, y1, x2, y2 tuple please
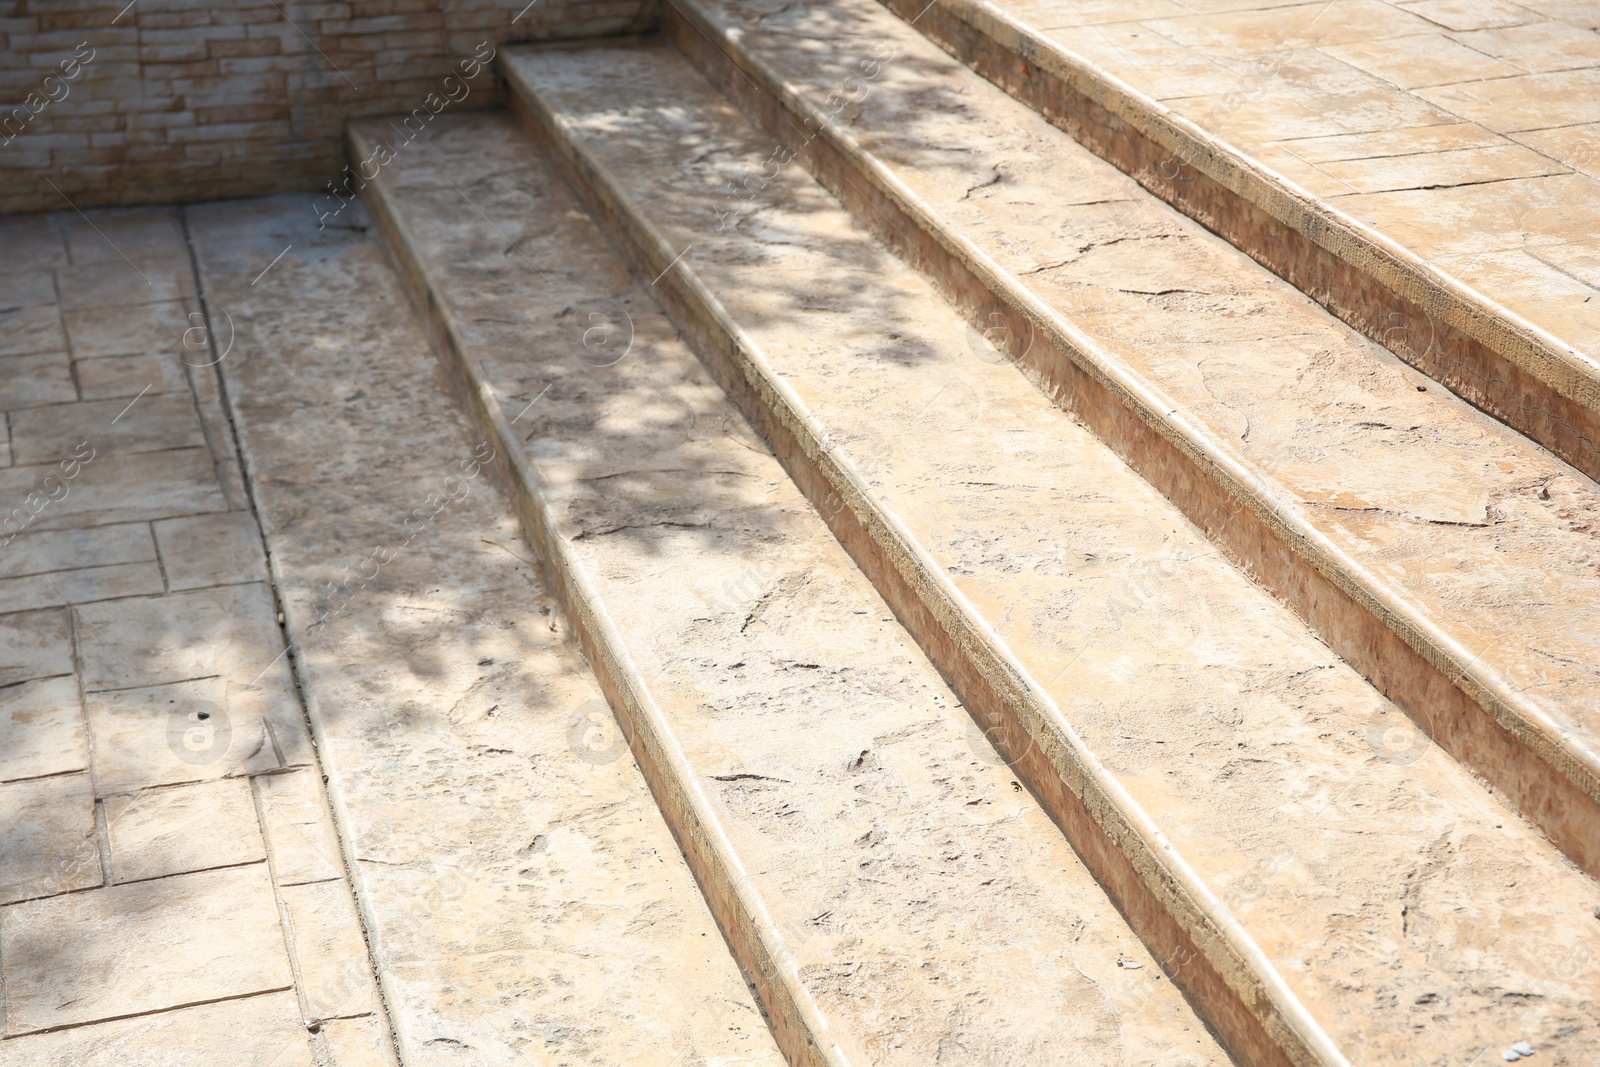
(285, 4, 1600, 1063)
(17, 4, 1586, 1065)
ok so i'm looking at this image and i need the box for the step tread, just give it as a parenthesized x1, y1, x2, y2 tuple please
(504, 38, 1600, 1065)
(675, 0, 1600, 852)
(352, 111, 1230, 1066)
(183, 196, 783, 1067)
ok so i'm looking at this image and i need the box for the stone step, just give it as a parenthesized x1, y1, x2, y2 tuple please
(351, 113, 1234, 1066)
(659, 0, 1600, 884)
(870, 0, 1600, 488)
(182, 196, 783, 1066)
(498, 38, 1600, 1067)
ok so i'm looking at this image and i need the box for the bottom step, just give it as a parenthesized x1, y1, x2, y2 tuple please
(183, 195, 783, 1065)
(353, 113, 1232, 1065)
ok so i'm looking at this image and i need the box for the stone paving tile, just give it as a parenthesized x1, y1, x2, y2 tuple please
(999, 0, 1600, 365)
(0, 775, 100, 906)
(316, 1015, 399, 1067)
(104, 778, 266, 883)
(0, 205, 390, 1062)
(154, 510, 268, 591)
(255, 769, 345, 887)
(0, 448, 228, 533)
(0, 678, 87, 784)
(0, 308, 68, 360)
(0, 992, 318, 1067)
(0, 563, 167, 615)
(0, 864, 292, 1035)
(54, 262, 194, 313)
(9, 394, 207, 466)
(62, 299, 192, 360)
(1452, 19, 1600, 71)
(85, 677, 286, 793)
(0, 609, 72, 687)
(74, 351, 193, 400)
(280, 878, 382, 1022)
(1320, 32, 1525, 86)
(0, 522, 155, 581)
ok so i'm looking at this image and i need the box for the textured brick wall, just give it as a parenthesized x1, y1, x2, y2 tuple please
(0, 0, 655, 213)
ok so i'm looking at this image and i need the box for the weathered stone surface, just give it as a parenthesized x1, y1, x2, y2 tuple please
(55, 265, 194, 315)
(0, 352, 75, 409)
(85, 677, 283, 793)
(0, 609, 73, 688)
(0, 864, 292, 1035)
(0, 677, 88, 784)
(0, 522, 156, 581)
(62, 300, 194, 362)
(74, 351, 194, 401)
(9, 393, 209, 465)
(0, 991, 317, 1067)
(0, 774, 100, 906)
(498, 42, 1600, 1062)
(188, 196, 786, 1067)
(0, 564, 168, 615)
(0, 448, 227, 532)
(353, 112, 1231, 1065)
(281, 878, 381, 1021)
(155, 510, 269, 592)
(0, 308, 68, 361)
(104, 778, 266, 883)
(255, 770, 345, 887)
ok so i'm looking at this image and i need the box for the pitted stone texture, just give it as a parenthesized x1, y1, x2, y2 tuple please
(353, 113, 1230, 1065)
(686, 0, 1600, 878)
(186, 195, 785, 1067)
(504, 43, 1600, 1064)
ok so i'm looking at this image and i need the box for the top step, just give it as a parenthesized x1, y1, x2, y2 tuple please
(872, 0, 1600, 481)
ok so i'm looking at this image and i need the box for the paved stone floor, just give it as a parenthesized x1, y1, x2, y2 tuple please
(0, 209, 391, 1065)
(999, 0, 1600, 357)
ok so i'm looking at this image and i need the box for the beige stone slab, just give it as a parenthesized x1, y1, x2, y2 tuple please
(255, 769, 344, 886)
(316, 1015, 398, 1067)
(1418, 66, 1600, 130)
(1320, 32, 1525, 87)
(1043, 23, 1264, 99)
(62, 298, 192, 360)
(1276, 119, 1507, 160)
(55, 263, 194, 313)
(281, 878, 380, 1021)
(0, 521, 155, 581)
(1338, 170, 1600, 256)
(0, 609, 72, 688)
(155, 510, 269, 591)
(0, 991, 318, 1067)
(1451, 19, 1600, 71)
(0, 352, 75, 411)
(0, 561, 167, 615)
(1400, 0, 1544, 31)
(1435, 247, 1600, 357)
(0, 448, 226, 532)
(75, 350, 194, 400)
(0, 217, 66, 275)
(1256, 142, 1365, 196)
(1145, 0, 1438, 56)
(0, 307, 67, 360)
(0, 864, 292, 1035)
(1514, 121, 1600, 177)
(61, 208, 189, 271)
(9, 393, 207, 465)
(1009, 0, 1190, 26)
(1515, 0, 1599, 28)
(0, 774, 99, 905)
(1314, 140, 1567, 191)
(75, 582, 289, 692)
(85, 677, 284, 793)
(0, 267, 59, 311)
(1529, 234, 1600, 289)
(0, 677, 86, 784)
(104, 777, 266, 883)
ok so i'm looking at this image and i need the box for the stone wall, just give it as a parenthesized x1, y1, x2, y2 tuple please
(0, 0, 655, 214)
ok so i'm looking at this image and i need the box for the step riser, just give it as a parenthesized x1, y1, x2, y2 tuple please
(872, 0, 1600, 486)
(507, 60, 1322, 1067)
(355, 133, 841, 1067)
(660, 1, 1600, 882)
